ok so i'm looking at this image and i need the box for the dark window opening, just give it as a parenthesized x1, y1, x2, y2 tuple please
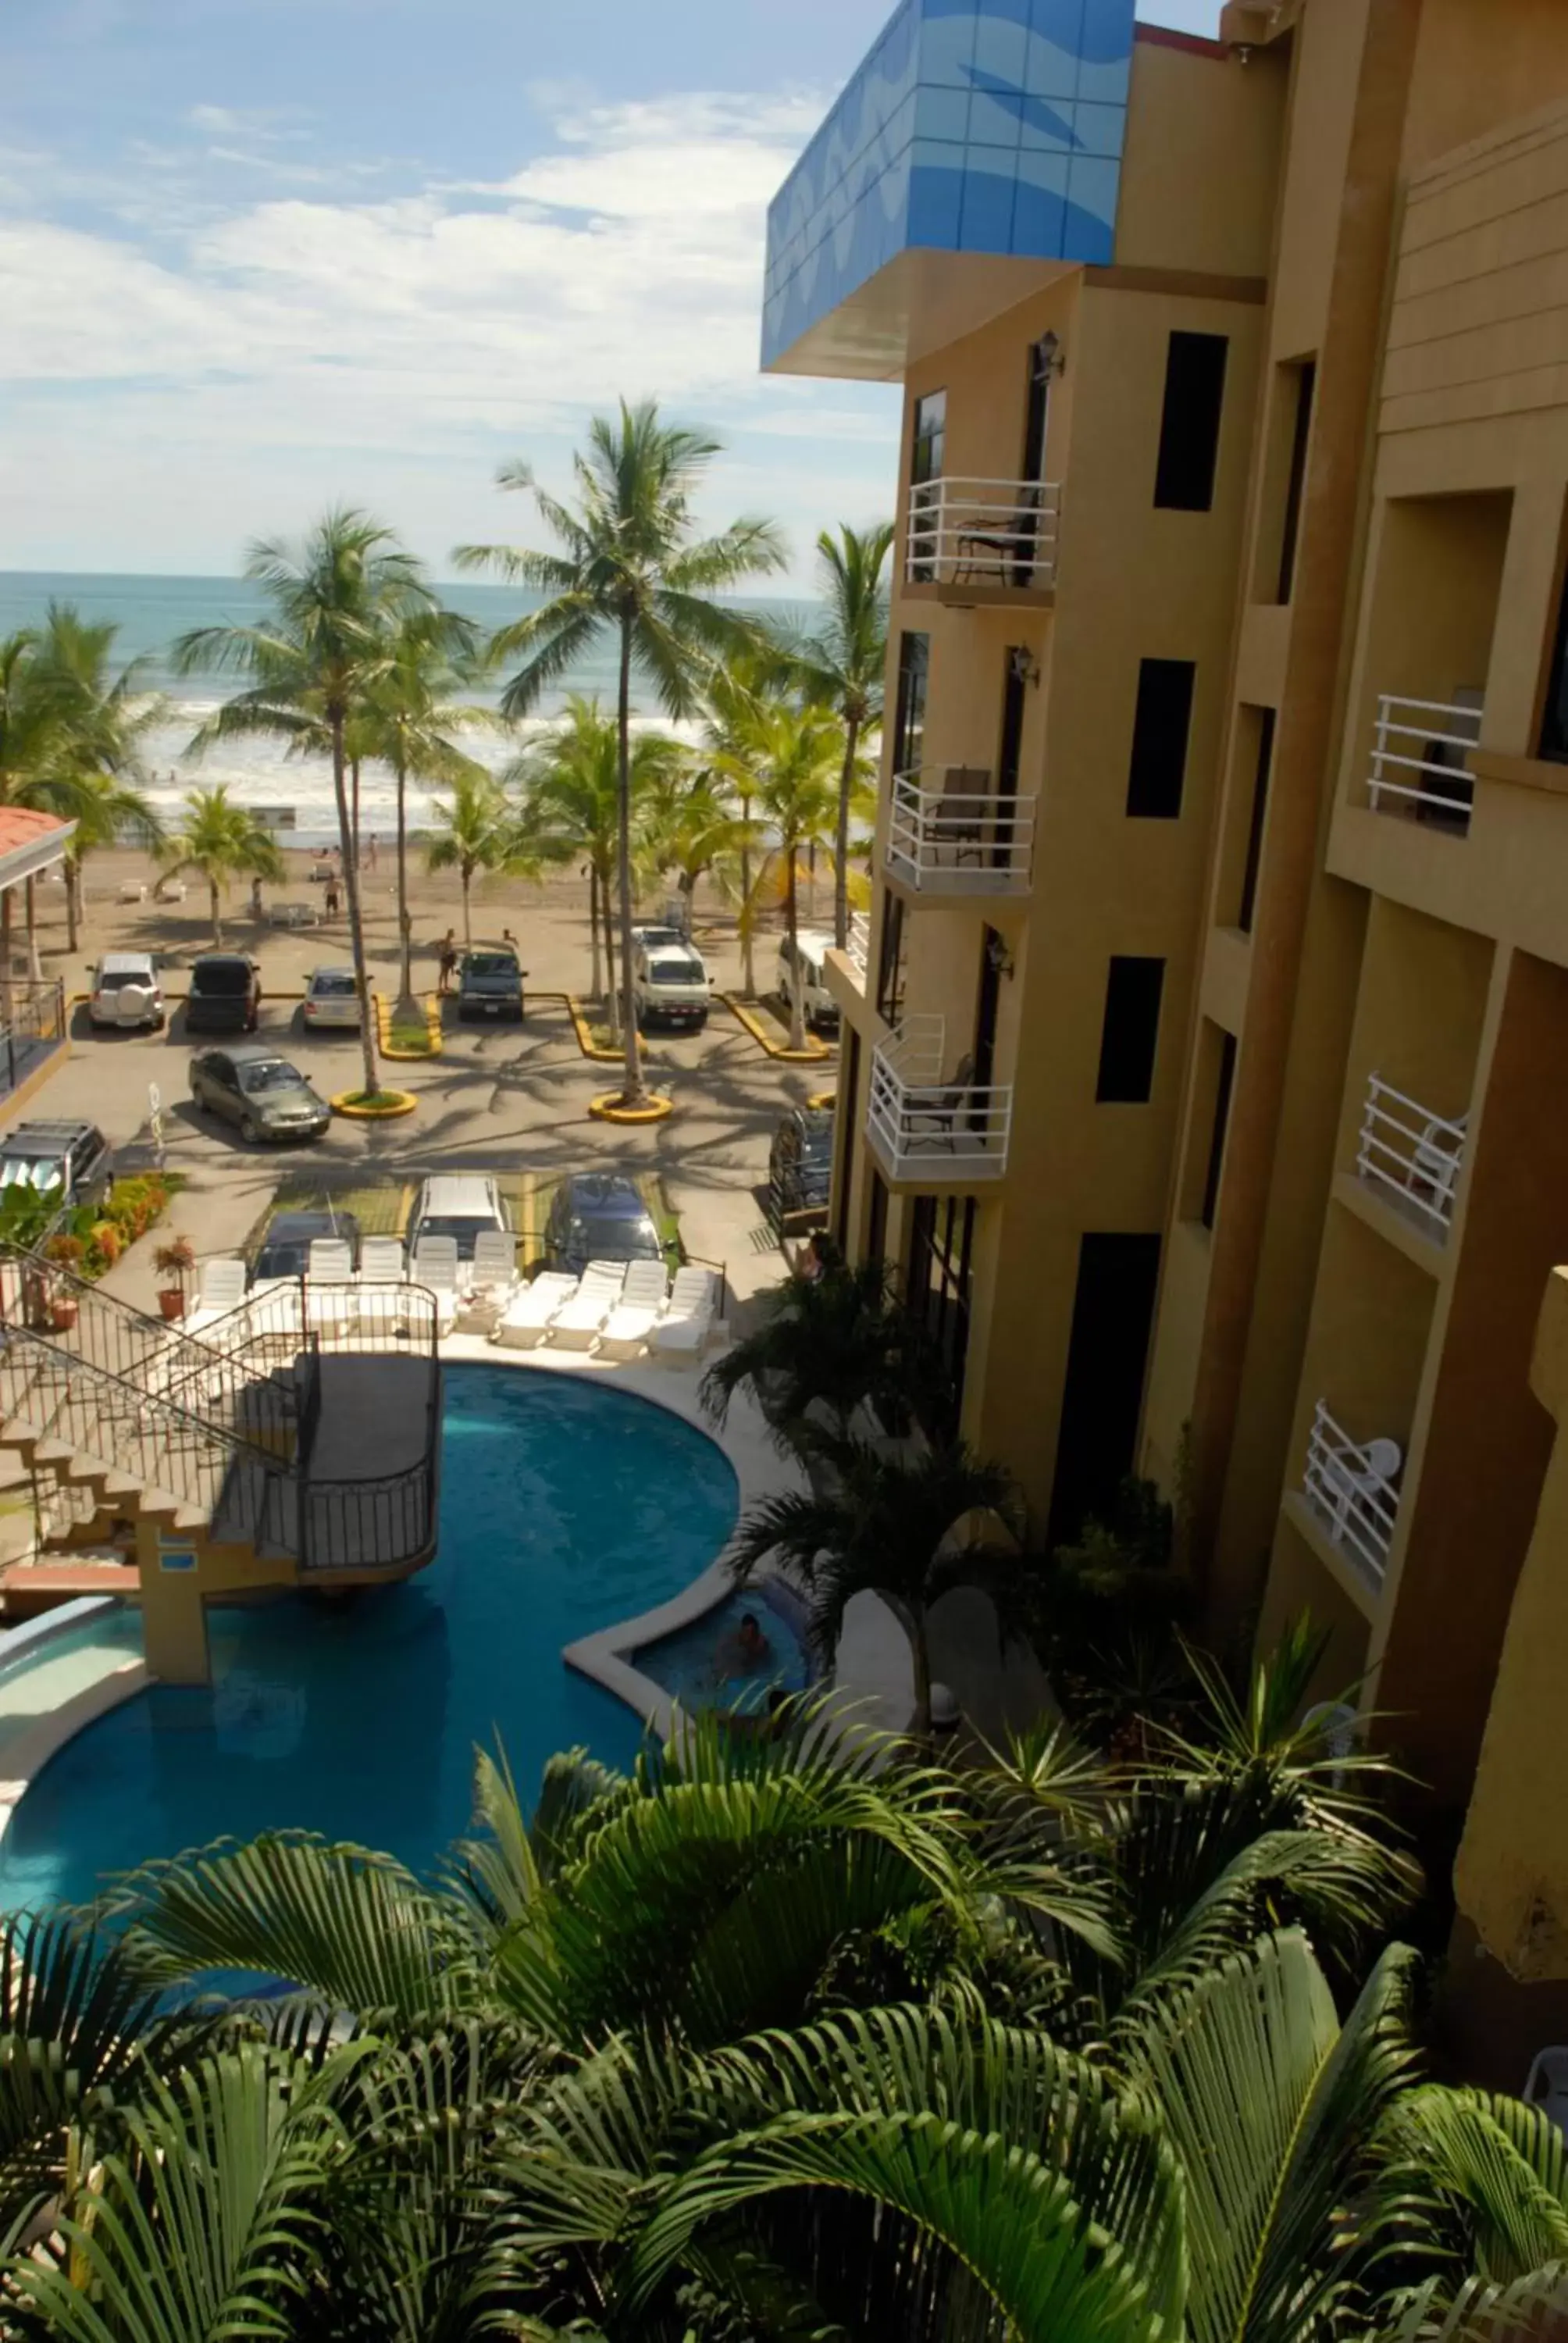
(1539, 558, 1568, 764)
(997, 652, 1027, 801)
(1153, 332, 1228, 513)
(1201, 1031, 1238, 1231)
(833, 1030, 860, 1251)
(866, 1169, 889, 1270)
(1047, 1233, 1162, 1547)
(876, 891, 907, 1029)
(907, 1193, 976, 1441)
(1276, 360, 1316, 602)
(1022, 340, 1053, 483)
(1096, 957, 1165, 1104)
(1125, 659, 1196, 819)
(909, 393, 946, 583)
(892, 631, 929, 776)
(1238, 708, 1275, 932)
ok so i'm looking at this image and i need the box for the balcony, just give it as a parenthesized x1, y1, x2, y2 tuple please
(0, 979, 66, 1104)
(1301, 1400, 1403, 1595)
(845, 909, 870, 985)
(904, 479, 1060, 606)
(1355, 1073, 1466, 1242)
(866, 1015, 1011, 1186)
(1367, 694, 1483, 836)
(886, 769, 1036, 899)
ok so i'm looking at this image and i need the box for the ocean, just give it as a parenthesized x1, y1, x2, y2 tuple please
(0, 572, 822, 851)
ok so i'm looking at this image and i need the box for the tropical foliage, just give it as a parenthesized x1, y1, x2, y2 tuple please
(457, 398, 786, 1101)
(787, 519, 893, 949)
(159, 785, 283, 946)
(425, 766, 525, 947)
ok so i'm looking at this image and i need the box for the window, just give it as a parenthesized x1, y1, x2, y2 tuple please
(1124, 659, 1196, 819)
(907, 1193, 976, 1439)
(1096, 957, 1165, 1103)
(1201, 1032, 1237, 1231)
(1237, 708, 1275, 932)
(876, 891, 907, 1028)
(833, 1030, 861, 1250)
(1153, 332, 1228, 512)
(1275, 360, 1316, 602)
(892, 631, 929, 776)
(866, 1168, 889, 1269)
(1047, 1233, 1163, 1546)
(1539, 559, 1568, 764)
(909, 392, 946, 583)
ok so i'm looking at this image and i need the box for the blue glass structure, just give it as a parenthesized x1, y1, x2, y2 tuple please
(762, 0, 1136, 373)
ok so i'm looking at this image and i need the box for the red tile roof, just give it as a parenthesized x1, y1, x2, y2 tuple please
(0, 808, 70, 856)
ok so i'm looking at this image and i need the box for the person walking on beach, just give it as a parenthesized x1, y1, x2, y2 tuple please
(438, 928, 458, 993)
(251, 876, 264, 920)
(325, 876, 340, 918)
(366, 833, 378, 874)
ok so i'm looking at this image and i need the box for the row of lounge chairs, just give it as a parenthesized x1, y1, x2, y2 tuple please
(493, 1260, 719, 1361)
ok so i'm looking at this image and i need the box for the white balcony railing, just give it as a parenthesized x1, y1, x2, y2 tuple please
(886, 769, 1036, 893)
(906, 477, 1060, 590)
(844, 908, 870, 985)
(866, 1014, 1012, 1182)
(1302, 1400, 1402, 1592)
(1367, 694, 1483, 833)
(1356, 1073, 1466, 1238)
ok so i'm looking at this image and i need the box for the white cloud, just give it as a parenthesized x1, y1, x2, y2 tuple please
(0, 87, 900, 579)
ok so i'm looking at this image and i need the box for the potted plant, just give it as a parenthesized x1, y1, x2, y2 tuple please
(42, 1234, 87, 1331)
(153, 1235, 195, 1321)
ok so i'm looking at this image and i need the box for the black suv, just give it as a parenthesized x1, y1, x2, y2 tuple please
(186, 954, 262, 1034)
(0, 1120, 112, 1210)
(768, 1105, 832, 1222)
(457, 949, 526, 1022)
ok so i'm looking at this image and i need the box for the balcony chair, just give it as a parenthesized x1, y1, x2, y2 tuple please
(953, 482, 1042, 586)
(929, 768, 991, 868)
(1320, 1433, 1402, 1547)
(1406, 1111, 1467, 1219)
(904, 1053, 976, 1153)
(1415, 686, 1483, 831)
(1523, 2047, 1568, 2145)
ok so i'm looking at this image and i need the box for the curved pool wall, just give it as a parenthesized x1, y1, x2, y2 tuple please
(0, 1354, 794, 1910)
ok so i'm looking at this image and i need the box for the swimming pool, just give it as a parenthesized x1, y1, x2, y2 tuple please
(634, 1582, 816, 1714)
(0, 1365, 739, 1910)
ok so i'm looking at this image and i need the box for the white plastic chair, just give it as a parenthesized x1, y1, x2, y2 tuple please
(184, 1256, 249, 1340)
(305, 1238, 355, 1335)
(548, 1261, 627, 1350)
(648, 1266, 719, 1364)
(460, 1229, 520, 1328)
(358, 1236, 405, 1283)
(1409, 1112, 1467, 1216)
(492, 1271, 579, 1350)
(354, 1235, 406, 1335)
(597, 1259, 672, 1358)
(1523, 2048, 1568, 2145)
(411, 1237, 460, 1336)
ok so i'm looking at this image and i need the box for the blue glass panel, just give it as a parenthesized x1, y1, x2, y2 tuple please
(959, 160, 1019, 250)
(906, 159, 965, 246)
(973, 13, 1028, 81)
(915, 85, 973, 141)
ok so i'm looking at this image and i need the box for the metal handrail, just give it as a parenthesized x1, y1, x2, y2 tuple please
(844, 910, 870, 983)
(1303, 1400, 1401, 1591)
(1367, 694, 1481, 830)
(886, 769, 1036, 891)
(0, 978, 66, 1097)
(866, 1016, 1013, 1181)
(905, 476, 1061, 588)
(1356, 1075, 1466, 1235)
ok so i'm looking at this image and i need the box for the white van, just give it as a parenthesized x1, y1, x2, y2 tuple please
(777, 930, 839, 1034)
(88, 950, 165, 1032)
(633, 940, 711, 1032)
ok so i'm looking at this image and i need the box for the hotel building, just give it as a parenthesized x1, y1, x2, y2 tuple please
(763, 0, 1568, 2064)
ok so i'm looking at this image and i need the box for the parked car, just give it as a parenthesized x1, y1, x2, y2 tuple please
(456, 948, 525, 1022)
(408, 1173, 510, 1262)
(251, 1209, 363, 1284)
(302, 966, 362, 1029)
(0, 1120, 112, 1207)
(190, 1046, 330, 1143)
(777, 929, 840, 1034)
(185, 954, 262, 1035)
(87, 950, 164, 1032)
(633, 940, 711, 1032)
(769, 1104, 833, 1220)
(543, 1172, 664, 1276)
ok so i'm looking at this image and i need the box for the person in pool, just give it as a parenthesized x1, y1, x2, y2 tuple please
(716, 1609, 774, 1679)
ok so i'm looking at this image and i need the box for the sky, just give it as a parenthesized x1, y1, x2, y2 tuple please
(0, 0, 1224, 589)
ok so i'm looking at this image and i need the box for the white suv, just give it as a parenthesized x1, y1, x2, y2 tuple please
(88, 951, 165, 1032)
(633, 940, 711, 1032)
(408, 1174, 510, 1263)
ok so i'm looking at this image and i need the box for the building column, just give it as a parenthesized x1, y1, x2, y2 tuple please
(134, 1517, 212, 1685)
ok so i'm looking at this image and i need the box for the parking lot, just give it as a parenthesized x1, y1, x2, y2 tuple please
(17, 863, 838, 1325)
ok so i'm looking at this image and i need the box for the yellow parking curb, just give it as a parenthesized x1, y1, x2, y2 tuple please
(718, 993, 834, 1065)
(374, 993, 441, 1060)
(588, 1089, 674, 1125)
(330, 1088, 418, 1120)
(806, 1089, 837, 1112)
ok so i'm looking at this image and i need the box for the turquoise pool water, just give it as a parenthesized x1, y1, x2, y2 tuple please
(635, 1584, 816, 1714)
(0, 1367, 739, 1911)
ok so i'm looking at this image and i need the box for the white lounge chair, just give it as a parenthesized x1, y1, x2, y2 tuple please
(411, 1236, 460, 1336)
(648, 1266, 719, 1363)
(353, 1235, 406, 1335)
(597, 1259, 672, 1358)
(305, 1238, 355, 1335)
(184, 1256, 249, 1341)
(460, 1229, 520, 1328)
(491, 1271, 579, 1350)
(547, 1261, 626, 1350)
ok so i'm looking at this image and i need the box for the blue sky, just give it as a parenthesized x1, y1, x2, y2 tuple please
(0, 0, 1223, 587)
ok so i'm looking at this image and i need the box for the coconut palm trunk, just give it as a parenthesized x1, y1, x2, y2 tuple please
(738, 790, 756, 997)
(615, 615, 644, 1104)
(330, 711, 381, 1097)
(604, 867, 619, 1036)
(460, 858, 474, 946)
(351, 756, 361, 873)
(587, 866, 602, 1002)
(395, 757, 413, 1002)
(208, 876, 223, 946)
(834, 711, 861, 951)
(64, 859, 80, 954)
(785, 830, 806, 1052)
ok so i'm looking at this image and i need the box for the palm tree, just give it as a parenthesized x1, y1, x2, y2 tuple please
(698, 648, 792, 997)
(358, 609, 489, 1000)
(455, 398, 786, 1107)
(511, 695, 682, 1018)
(645, 770, 750, 943)
(159, 785, 283, 945)
(59, 767, 162, 952)
(789, 521, 893, 949)
(174, 509, 435, 1099)
(718, 699, 843, 1048)
(702, 1254, 939, 1447)
(424, 767, 519, 947)
(725, 1435, 1023, 1734)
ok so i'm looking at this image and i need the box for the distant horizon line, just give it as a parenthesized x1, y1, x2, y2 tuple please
(0, 566, 818, 604)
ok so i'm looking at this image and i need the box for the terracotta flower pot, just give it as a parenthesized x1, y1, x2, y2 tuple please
(157, 1287, 187, 1322)
(48, 1298, 79, 1332)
